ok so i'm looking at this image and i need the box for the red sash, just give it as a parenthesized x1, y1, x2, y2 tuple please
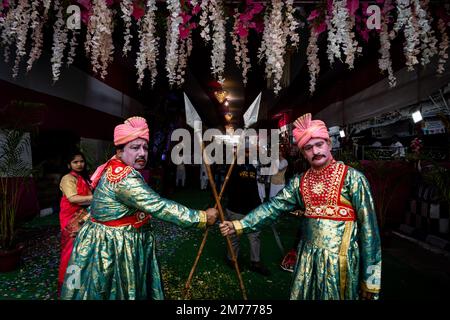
(91, 211, 150, 229)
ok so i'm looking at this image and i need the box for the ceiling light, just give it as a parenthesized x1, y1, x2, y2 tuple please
(412, 110, 423, 123)
(214, 90, 228, 104)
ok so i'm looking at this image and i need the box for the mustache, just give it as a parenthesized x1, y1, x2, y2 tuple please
(313, 154, 325, 160)
(135, 157, 146, 162)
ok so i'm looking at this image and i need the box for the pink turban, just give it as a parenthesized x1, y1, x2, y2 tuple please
(114, 116, 149, 146)
(292, 113, 329, 149)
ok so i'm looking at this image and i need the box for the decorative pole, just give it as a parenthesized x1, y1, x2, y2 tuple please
(182, 93, 261, 299)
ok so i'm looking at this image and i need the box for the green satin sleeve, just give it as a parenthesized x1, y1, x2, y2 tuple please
(348, 168, 382, 295)
(116, 171, 207, 229)
(235, 175, 304, 235)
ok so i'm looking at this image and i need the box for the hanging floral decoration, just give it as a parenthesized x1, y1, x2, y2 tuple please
(84, 0, 115, 80)
(26, 1, 49, 73)
(6, 0, 32, 79)
(0, 0, 449, 95)
(258, 0, 300, 95)
(231, 0, 264, 86)
(414, 0, 438, 66)
(306, 6, 327, 95)
(390, 0, 418, 70)
(120, 0, 134, 56)
(51, 0, 69, 82)
(199, 0, 226, 84)
(165, 0, 182, 87)
(135, 0, 159, 88)
(0, 0, 15, 64)
(378, 0, 397, 88)
(327, 0, 362, 70)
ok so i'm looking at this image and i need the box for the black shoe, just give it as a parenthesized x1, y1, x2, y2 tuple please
(250, 261, 271, 276)
(225, 257, 245, 271)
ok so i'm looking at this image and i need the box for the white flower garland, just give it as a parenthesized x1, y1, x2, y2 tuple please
(176, 35, 190, 86)
(0, 1, 17, 64)
(414, 0, 438, 66)
(327, 0, 361, 69)
(391, 0, 419, 71)
(199, 0, 211, 43)
(11, 0, 32, 79)
(307, 29, 320, 94)
(198, 0, 226, 84)
(26, 0, 47, 73)
(166, 0, 182, 87)
(210, 0, 226, 84)
(285, 0, 299, 48)
(120, 0, 133, 57)
(379, 17, 397, 87)
(136, 0, 159, 88)
(85, 0, 115, 79)
(258, 0, 287, 95)
(231, 9, 251, 86)
(66, 29, 79, 68)
(51, 0, 68, 82)
(437, 18, 449, 74)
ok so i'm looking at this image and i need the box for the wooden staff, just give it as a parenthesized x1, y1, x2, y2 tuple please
(201, 149, 247, 300)
(183, 153, 238, 298)
(182, 92, 260, 300)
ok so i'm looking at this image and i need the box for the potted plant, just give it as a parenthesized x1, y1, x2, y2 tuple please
(0, 129, 33, 272)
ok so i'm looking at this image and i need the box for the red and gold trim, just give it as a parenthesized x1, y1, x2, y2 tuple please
(303, 205, 355, 221)
(105, 159, 133, 183)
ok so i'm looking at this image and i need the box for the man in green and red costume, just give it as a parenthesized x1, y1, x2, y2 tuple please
(61, 116, 218, 300)
(220, 113, 382, 300)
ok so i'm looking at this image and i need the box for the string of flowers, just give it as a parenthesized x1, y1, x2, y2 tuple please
(285, 0, 299, 48)
(437, 17, 449, 74)
(120, 0, 133, 56)
(199, 0, 211, 42)
(414, 0, 438, 66)
(66, 29, 80, 68)
(258, 0, 284, 94)
(198, 0, 226, 84)
(327, 0, 361, 69)
(175, 34, 192, 86)
(306, 6, 327, 95)
(11, 0, 31, 79)
(51, 0, 69, 82)
(135, 0, 159, 88)
(165, 0, 182, 87)
(0, 0, 16, 64)
(390, 0, 419, 71)
(259, 0, 300, 95)
(379, 16, 397, 87)
(231, 9, 250, 85)
(378, 0, 397, 88)
(85, 0, 115, 79)
(307, 29, 320, 94)
(26, 1, 45, 72)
